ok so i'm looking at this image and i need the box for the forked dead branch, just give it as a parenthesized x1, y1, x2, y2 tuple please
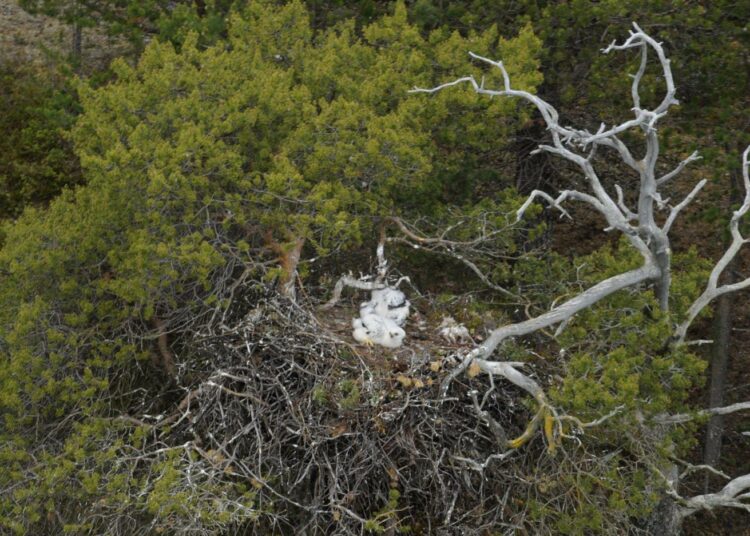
(412, 22, 750, 520)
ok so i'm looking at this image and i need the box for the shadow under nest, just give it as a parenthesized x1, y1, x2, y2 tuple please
(155, 285, 545, 535)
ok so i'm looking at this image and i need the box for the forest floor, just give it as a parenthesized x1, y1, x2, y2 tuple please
(0, 0, 127, 70)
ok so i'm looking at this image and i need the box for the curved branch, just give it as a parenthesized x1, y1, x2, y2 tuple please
(602, 22, 679, 116)
(655, 401, 750, 425)
(387, 216, 520, 299)
(438, 261, 661, 401)
(615, 184, 638, 221)
(471, 262, 660, 363)
(320, 274, 386, 310)
(516, 189, 606, 221)
(152, 317, 177, 378)
(662, 179, 707, 234)
(680, 474, 750, 518)
(675, 146, 750, 342)
(657, 151, 702, 186)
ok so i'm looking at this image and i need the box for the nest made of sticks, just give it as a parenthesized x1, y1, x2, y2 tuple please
(144, 286, 542, 535)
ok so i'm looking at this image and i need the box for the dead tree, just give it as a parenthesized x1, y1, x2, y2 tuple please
(413, 22, 750, 529)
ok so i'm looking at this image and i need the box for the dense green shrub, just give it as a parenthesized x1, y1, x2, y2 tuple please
(0, 2, 542, 533)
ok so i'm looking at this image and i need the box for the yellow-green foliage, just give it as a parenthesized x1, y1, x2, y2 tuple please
(72, 0, 543, 257)
(551, 242, 711, 419)
(510, 240, 712, 532)
(0, 3, 543, 533)
(337, 379, 361, 410)
(364, 488, 408, 534)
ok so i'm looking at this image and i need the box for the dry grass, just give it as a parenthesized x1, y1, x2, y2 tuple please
(0, 0, 128, 70)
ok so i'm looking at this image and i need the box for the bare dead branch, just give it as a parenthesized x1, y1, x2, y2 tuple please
(602, 22, 679, 116)
(516, 189, 606, 221)
(319, 274, 386, 310)
(662, 178, 707, 233)
(680, 474, 750, 518)
(152, 317, 177, 378)
(674, 460, 731, 481)
(654, 401, 750, 425)
(615, 184, 638, 221)
(472, 263, 659, 363)
(657, 151, 702, 186)
(386, 216, 521, 299)
(676, 146, 750, 342)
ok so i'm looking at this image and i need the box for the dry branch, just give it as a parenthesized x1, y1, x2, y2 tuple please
(678, 475, 750, 518)
(410, 24, 750, 482)
(675, 146, 750, 342)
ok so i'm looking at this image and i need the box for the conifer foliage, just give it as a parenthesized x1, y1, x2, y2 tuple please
(0, 2, 542, 533)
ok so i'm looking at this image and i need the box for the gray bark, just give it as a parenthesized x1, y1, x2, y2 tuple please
(703, 167, 741, 491)
(646, 496, 682, 536)
(703, 287, 733, 491)
(72, 21, 82, 63)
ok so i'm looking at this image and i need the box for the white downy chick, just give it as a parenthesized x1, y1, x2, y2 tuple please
(359, 300, 377, 317)
(352, 314, 405, 348)
(369, 287, 410, 327)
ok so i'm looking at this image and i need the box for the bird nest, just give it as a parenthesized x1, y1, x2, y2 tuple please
(144, 286, 541, 534)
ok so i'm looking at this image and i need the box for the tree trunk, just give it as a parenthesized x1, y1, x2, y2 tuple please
(651, 159, 741, 530)
(152, 317, 176, 378)
(280, 237, 305, 300)
(703, 287, 733, 491)
(72, 21, 82, 64)
(646, 494, 682, 536)
(702, 164, 741, 490)
(194, 0, 207, 17)
(69, 0, 83, 71)
(266, 233, 306, 301)
(649, 229, 672, 313)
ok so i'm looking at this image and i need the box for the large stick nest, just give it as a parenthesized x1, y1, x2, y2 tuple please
(139, 286, 542, 535)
